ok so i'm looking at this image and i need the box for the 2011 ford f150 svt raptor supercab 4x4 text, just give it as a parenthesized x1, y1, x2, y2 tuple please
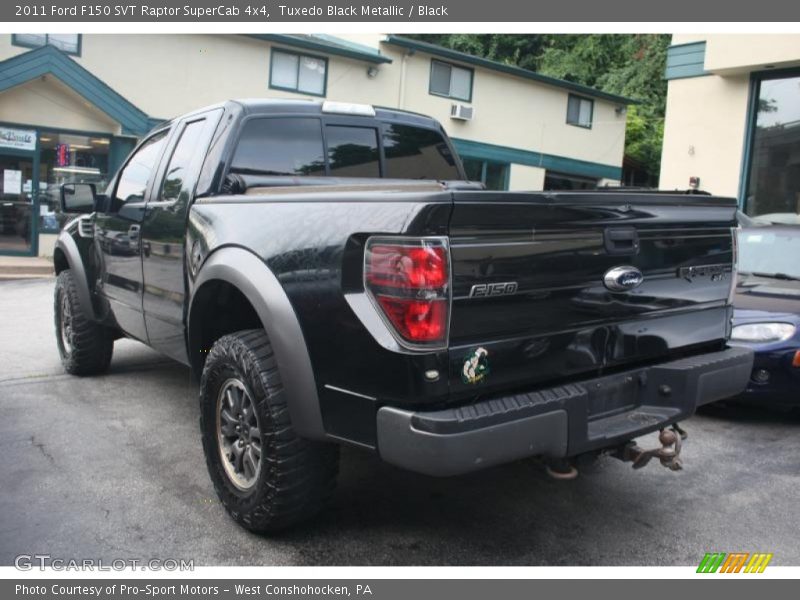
(53, 99, 754, 532)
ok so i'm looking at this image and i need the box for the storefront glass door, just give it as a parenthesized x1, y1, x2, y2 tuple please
(0, 152, 36, 254)
(745, 72, 800, 220)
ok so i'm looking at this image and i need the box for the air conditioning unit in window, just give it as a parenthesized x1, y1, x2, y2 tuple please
(450, 104, 474, 121)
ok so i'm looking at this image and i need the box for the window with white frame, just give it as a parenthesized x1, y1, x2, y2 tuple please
(12, 34, 81, 55)
(269, 48, 327, 97)
(567, 94, 594, 128)
(429, 60, 473, 102)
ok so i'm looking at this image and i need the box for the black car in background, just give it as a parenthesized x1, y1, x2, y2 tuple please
(730, 226, 800, 406)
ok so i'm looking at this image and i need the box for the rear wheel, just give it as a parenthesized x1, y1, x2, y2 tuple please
(199, 329, 339, 533)
(54, 269, 114, 375)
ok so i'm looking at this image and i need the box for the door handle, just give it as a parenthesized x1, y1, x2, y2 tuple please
(604, 227, 640, 256)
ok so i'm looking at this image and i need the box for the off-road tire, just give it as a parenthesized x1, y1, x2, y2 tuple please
(200, 329, 339, 533)
(54, 269, 114, 375)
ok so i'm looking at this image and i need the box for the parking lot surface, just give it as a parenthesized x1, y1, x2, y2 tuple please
(1, 278, 798, 566)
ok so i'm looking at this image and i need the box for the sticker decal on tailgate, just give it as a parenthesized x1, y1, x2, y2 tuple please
(462, 347, 490, 385)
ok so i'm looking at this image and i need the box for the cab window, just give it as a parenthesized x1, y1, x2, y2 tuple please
(113, 131, 169, 210)
(160, 119, 208, 203)
(229, 118, 325, 177)
(383, 124, 460, 180)
(326, 125, 380, 178)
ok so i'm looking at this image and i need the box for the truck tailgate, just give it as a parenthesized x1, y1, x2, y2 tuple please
(447, 191, 738, 399)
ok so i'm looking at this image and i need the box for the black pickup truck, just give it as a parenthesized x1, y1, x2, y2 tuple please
(54, 99, 753, 532)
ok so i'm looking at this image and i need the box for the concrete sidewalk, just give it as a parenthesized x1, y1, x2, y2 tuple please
(0, 255, 53, 280)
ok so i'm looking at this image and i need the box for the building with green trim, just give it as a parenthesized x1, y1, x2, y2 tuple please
(660, 33, 800, 219)
(0, 33, 633, 257)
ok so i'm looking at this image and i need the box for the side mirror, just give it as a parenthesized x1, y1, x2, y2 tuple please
(60, 183, 97, 214)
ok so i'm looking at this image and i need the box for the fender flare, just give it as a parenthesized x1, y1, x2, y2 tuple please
(54, 232, 97, 321)
(190, 247, 326, 440)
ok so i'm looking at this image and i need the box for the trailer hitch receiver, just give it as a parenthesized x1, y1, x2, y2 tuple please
(614, 424, 686, 471)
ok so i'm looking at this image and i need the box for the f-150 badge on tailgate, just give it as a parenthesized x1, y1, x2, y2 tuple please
(462, 347, 490, 385)
(469, 282, 518, 298)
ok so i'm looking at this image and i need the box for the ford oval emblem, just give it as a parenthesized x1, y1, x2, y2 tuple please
(603, 266, 644, 292)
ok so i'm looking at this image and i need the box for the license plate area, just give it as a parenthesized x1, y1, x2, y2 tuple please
(586, 370, 645, 421)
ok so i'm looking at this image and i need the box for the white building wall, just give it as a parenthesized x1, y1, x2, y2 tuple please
(0, 34, 626, 183)
(0, 34, 398, 119)
(0, 75, 121, 134)
(509, 164, 546, 191)
(660, 73, 750, 197)
(378, 43, 627, 169)
(660, 34, 800, 198)
(0, 33, 634, 257)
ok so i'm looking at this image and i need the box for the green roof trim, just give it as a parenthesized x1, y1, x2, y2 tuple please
(247, 34, 392, 64)
(452, 137, 622, 181)
(665, 41, 708, 80)
(0, 45, 152, 135)
(383, 35, 639, 105)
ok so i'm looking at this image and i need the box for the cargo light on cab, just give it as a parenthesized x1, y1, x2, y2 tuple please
(364, 237, 450, 348)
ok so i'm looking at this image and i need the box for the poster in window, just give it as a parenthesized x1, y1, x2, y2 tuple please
(3, 169, 23, 195)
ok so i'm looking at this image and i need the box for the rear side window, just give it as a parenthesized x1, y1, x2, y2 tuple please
(114, 130, 169, 208)
(160, 119, 207, 203)
(326, 125, 380, 178)
(230, 118, 325, 176)
(383, 124, 460, 180)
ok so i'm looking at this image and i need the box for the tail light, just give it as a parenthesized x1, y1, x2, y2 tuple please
(364, 236, 450, 348)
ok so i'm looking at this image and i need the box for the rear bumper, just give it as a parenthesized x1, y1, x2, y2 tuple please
(376, 346, 754, 476)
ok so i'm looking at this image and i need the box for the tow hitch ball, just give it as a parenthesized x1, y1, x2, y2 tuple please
(614, 424, 688, 471)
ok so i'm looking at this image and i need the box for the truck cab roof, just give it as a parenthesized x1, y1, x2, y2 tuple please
(161, 98, 444, 131)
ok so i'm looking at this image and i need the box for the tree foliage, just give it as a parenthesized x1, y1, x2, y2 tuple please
(408, 34, 670, 178)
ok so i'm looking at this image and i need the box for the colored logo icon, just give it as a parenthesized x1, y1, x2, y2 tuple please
(697, 552, 773, 573)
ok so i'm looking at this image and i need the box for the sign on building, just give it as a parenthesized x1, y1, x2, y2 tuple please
(0, 126, 37, 151)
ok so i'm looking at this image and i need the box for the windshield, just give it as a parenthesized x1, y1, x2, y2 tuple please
(738, 229, 800, 279)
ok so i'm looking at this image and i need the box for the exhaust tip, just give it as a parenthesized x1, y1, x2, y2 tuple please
(544, 458, 578, 480)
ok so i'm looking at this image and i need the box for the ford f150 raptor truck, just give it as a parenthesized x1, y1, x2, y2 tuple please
(53, 99, 754, 532)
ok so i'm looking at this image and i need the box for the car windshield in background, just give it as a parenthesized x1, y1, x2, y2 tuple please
(738, 228, 800, 280)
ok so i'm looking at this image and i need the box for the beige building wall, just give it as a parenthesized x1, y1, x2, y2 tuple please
(378, 43, 627, 168)
(509, 164, 546, 191)
(0, 34, 626, 178)
(0, 33, 631, 257)
(0, 34, 398, 119)
(660, 72, 750, 197)
(0, 76, 121, 134)
(702, 35, 800, 75)
(660, 34, 800, 198)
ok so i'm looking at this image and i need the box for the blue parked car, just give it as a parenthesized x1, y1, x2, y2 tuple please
(730, 226, 800, 406)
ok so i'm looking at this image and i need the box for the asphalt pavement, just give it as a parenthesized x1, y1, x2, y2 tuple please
(1, 278, 798, 566)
